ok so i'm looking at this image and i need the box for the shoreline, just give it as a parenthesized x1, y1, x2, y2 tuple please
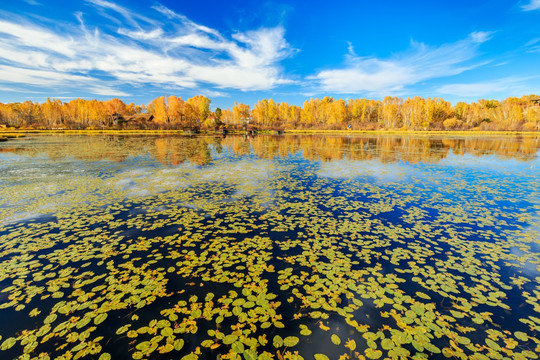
(283, 129, 539, 136)
(0, 129, 538, 137)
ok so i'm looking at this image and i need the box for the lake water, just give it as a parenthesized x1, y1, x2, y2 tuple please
(0, 134, 539, 360)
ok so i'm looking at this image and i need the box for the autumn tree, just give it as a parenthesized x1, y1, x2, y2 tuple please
(0, 103, 23, 127)
(301, 98, 321, 126)
(523, 99, 540, 131)
(232, 102, 251, 125)
(379, 96, 402, 129)
(88, 100, 107, 128)
(287, 105, 301, 127)
(220, 108, 234, 124)
(401, 97, 424, 130)
(454, 102, 469, 122)
(424, 98, 451, 129)
(104, 98, 127, 127)
(278, 102, 290, 124)
(252, 99, 278, 126)
(167, 96, 185, 124)
(150, 96, 168, 124)
(348, 99, 365, 123)
(214, 108, 223, 127)
(185, 95, 211, 128)
(40, 98, 63, 129)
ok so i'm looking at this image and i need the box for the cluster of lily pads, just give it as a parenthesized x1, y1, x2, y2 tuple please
(0, 135, 538, 360)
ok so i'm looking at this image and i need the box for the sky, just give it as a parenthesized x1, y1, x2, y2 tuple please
(0, 0, 539, 109)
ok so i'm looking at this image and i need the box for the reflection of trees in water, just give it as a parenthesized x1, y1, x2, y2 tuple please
(225, 135, 539, 163)
(152, 137, 213, 166)
(1, 135, 538, 165)
(0, 136, 216, 166)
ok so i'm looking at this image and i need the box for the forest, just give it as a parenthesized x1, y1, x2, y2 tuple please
(0, 94, 539, 131)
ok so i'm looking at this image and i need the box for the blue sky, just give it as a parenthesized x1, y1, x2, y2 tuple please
(0, 0, 539, 109)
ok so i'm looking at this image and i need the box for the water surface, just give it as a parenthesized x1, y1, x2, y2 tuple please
(0, 134, 539, 360)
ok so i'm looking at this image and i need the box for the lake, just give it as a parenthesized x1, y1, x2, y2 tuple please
(0, 134, 539, 360)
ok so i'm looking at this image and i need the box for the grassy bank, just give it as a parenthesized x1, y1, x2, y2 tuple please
(0, 129, 184, 135)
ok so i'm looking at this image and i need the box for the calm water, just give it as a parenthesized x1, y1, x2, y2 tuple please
(0, 134, 539, 360)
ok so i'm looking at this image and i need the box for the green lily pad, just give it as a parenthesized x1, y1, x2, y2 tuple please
(365, 348, 383, 359)
(273, 335, 283, 348)
(99, 353, 112, 360)
(284, 336, 299, 347)
(1, 337, 16, 351)
(223, 334, 238, 345)
(94, 313, 108, 325)
(314, 354, 329, 360)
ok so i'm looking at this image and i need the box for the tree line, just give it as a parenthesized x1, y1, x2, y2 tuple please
(1, 95, 539, 131)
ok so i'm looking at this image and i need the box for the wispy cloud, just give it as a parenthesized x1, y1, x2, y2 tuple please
(0, 1, 294, 97)
(436, 76, 540, 97)
(85, 0, 156, 27)
(522, 0, 540, 11)
(151, 3, 221, 37)
(437, 81, 507, 98)
(0, 86, 42, 93)
(524, 37, 540, 53)
(310, 32, 492, 96)
(22, 0, 41, 5)
(524, 37, 540, 47)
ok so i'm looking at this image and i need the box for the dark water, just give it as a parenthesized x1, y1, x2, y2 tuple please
(0, 134, 539, 360)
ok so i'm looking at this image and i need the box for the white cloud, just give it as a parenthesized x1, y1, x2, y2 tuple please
(0, 20, 77, 57)
(0, 64, 127, 96)
(88, 85, 130, 97)
(437, 76, 540, 97)
(522, 0, 540, 11)
(469, 31, 492, 43)
(311, 32, 492, 96)
(0, 1, 294, 96)
(117, 28, 164, 40)
(437, 82, 506, 97)
(0, 65, 92, 86)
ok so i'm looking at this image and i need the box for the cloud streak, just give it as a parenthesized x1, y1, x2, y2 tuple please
(436, 76, 540, 98)
(0, 2, 294, 96)
(311, 32, 492, 96)
(522, 0, 540, 11)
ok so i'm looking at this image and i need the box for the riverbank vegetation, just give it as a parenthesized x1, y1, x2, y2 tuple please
(1, 95, 539, 131)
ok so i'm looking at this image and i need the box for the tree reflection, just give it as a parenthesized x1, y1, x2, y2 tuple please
(1, 134, 537, 165)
